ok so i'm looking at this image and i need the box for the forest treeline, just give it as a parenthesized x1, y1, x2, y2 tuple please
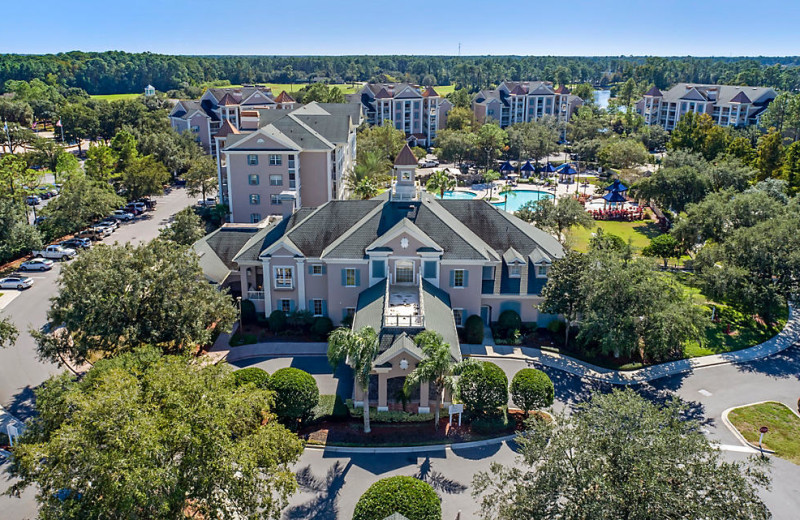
(3, 51, 800, 95)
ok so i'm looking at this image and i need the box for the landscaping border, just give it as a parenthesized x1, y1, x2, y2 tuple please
(463, 306, 798, 385)
(303, 433, 518, 454)
(719, 400, 800, 455)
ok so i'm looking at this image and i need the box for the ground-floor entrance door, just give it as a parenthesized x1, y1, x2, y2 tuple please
(480, 305, 491, 325)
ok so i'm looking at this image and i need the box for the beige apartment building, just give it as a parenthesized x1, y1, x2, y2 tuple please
(472, 81, 583, 128)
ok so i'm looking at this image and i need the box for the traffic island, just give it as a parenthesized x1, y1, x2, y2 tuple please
(726, 401, 800, 463)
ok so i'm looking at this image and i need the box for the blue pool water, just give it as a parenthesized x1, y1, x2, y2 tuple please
(440, 191, 478, 200)
(492, 190, 555, 212)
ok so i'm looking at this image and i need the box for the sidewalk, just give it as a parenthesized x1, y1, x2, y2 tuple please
(462, 306, 799, 385)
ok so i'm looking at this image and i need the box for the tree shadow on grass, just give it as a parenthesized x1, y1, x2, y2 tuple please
(632, 222, 663, 240)
(284, 460, 353, 520)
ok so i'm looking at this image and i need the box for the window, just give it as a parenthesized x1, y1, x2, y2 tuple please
(270, 194, 282, 205)
(395, 261, 413, 283)
(538, 265, 549, 277)
(372, 259, 385, 279)
(423, 261, 437, 279)
(288, 155, 296, 168)
(191, 125, 200, 133)
(248, 174, 259, 185)
(269, 154, 282, 166)
(249, 194, 260, 205)
(311, 264, 323, 276)
(250, 213, 261, 223)
(247, 154, 258, 165)
(482, 265, 495, 280)
(453, 309, 465, 327)
(509, 264, 521, 278)
(345, 307, 356, 318)
(312, 299, 324, 317)
(280, 299, 292, 313)
(269, 174, 283, 186)
(274, 267, 294, 289)
(452, 269, 466, 288)
(344, 268, 357, 287)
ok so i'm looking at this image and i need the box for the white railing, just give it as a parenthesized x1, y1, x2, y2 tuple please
(247, 291, 265, 300)
(384, 315, 425, 328)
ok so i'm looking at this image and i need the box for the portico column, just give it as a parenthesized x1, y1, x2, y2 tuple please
(297, 259, 306, 310)
(419, 381, 430, 414)
(378, 373, 388, 411)
(261, 258, 271, 316)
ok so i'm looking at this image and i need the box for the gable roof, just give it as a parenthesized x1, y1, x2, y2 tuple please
(422, 86, 439, 97)
(275, 90, 295, 103)
(218, 93, 238, 106)
(375, 87, 392, 99)
(394, 144, 418, 166)
(680, 87, 707, 101)
(644, 86, 663, 97)
(215, 119, 240, 138)
(729, 91, 752, 104)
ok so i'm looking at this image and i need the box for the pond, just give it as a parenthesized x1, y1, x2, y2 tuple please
(594, 89, 611, 109)
(492, 190, 555, 213)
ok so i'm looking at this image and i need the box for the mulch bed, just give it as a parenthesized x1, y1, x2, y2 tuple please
(300, 410, 538, 447)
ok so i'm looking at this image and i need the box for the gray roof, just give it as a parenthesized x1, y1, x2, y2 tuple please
(194, 225, 264, 283)
(659, 83, 776, 106)
(234, 210, 315, 263)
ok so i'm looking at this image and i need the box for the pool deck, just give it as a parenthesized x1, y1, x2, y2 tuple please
(435, 176, 599, 209)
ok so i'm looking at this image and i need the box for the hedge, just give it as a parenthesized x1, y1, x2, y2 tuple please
(268, 310, 287, 332)
(310, 316, 334, 340)
(464, 314, 484, 344)
(496, 309, 522, 337)
(510, 368, 554, 414)
(267, 367, 319, 425)
(353, 476, 441, 520)
(232, 367, 269, 388)
(349, 405, 434, 423)
(240, 299, 257, 325)
(457, 361, 508, 416)
(310, 394, 349, 423)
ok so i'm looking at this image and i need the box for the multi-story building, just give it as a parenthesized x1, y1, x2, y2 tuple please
(348, 83, 451, 147)
(197, 145, 564, 411)
(472, 81, 583, 128)
(169, 85, 296, 156)
(214, 102, 361, 223)
(636, 83, 777, 131)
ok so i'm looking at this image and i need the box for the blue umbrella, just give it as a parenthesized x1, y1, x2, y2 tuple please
(602, 190, 627, 203)
(604, 179, 628, 192)
(543, 162, 557, 173)
(520, 161, 535, 172)
(559, 164, 578, 175)
(499, 161, 514, 172)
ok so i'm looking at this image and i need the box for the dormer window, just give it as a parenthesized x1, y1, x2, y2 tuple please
(509, 264, 521, 278)
(537, 264, 549, 278)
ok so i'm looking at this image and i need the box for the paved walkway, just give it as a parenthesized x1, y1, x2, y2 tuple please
(463, 306, 799, 385)
(208, 328, 328, 364)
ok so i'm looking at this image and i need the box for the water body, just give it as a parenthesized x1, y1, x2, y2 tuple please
(593, 89, 611, 109)
(440, 191, 478, 200)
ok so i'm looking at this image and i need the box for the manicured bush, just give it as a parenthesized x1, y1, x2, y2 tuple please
(310, 394, 349, 423)
(457, 361, 508, 416)
(240, 299, 257, 325)
(310, 316, 334, 340)
(268, 310, 287, 332)
(496, 309, 522, 337)
(510, 368, 554, 414)
(287, 310, 314, 329)
(232, 367, 269, 388)
(349, 406, 434, 423)
(471, 410, 510, 434)
(464, 314, 485, 344)
(353, 476, 441, 520)
(267, 367, 319, 425)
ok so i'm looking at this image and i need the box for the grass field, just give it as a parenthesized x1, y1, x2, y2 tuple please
(728, 402, 800, 463)
(89, 93, 141, 101)
(568, 220, 662, 253)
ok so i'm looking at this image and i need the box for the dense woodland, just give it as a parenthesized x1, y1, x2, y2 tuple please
(3, 52, 800, 95)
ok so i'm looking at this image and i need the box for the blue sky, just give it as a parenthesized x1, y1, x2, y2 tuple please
(4, 0, 800, 56)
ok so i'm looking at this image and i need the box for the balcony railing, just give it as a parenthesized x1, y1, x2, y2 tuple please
(247, 291, 265, 300)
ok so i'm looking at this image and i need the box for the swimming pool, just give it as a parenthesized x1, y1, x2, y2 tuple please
(440, 191, 478, 200)
(492, 190, 555, 212)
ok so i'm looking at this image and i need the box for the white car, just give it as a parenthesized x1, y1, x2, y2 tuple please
(0, 276, 34, 290)
(19, 258, 55, 271)
(112, 210, 135, 221)
(418, 159, 439, 168)
(197, 197, 217, 207)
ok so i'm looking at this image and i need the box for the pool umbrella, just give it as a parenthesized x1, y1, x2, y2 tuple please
(604, 179, 629, 192)
(499, 161, 514, 173)
(520, 161, 535, 178)
(543, 162, 557, 173)
(602, 190, 627, 207)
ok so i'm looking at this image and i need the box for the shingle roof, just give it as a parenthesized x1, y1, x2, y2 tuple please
(194, 225, 266, 283)
(375, 87, 392, 99)
(644, 86, 663, 97)
(510, 85, 527, 95)
(275, 90, 295, 103)
(394, 144, 418, 166)
(214, 119, 240, 138)
(218, 93, 238, 106)
(422, 86, 439, 97)
(729, 91, 752, 104)
(554, 85, 571, 94)
(282, 200, 383, 258)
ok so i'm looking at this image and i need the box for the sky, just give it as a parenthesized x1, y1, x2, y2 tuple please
(3, 0, 800, 56)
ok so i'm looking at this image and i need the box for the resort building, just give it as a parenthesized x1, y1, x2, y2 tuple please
(169, 85, 297, 156)
(636, 83, 777, 130)
(215, 102, 361, 223)
(472, 81, 583, 128)
(347, 83, 452, 147)
(196, 144, 564, 411)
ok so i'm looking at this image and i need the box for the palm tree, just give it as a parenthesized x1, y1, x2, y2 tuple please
(499, 183, 517, 211)
(404, 331, 471, 429)
(347, 150, 390, 191)
(425, 170, 456, 199)
(328, 326, 380, 433)
(483, 169, 500, 199)
(353, 177, 379, 200)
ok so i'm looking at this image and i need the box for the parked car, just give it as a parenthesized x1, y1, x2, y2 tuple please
(125, 202, 147, 214)
(38, 190, 52, 200)
(19, 258, 54, 271)
(98, 218, 119, 231)
(174, 178, 187, 186)
(0, 276, 34, 290)
(197, 197, 217, 207)
(60, 238, 91, 250)
(34, 216, 48, 226)
(26, 195, 40, 206)
(92, 225, 114, 237)
(32, 245, 77, 261)
(418, 159, 439, 168)
(136, 198, 156, 210)
(112, 210, 135, 221)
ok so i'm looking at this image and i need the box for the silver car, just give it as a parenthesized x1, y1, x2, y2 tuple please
(19, 258, 55, 271)
(0, 276, 34, 290)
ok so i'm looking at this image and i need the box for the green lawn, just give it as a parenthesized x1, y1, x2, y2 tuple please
(728, 402, 800, 464)
(568, 220, 663, 253)
(89, 93, 141, 101)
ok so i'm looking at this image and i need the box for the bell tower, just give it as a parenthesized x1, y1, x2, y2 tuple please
(391, 143, 419, 201)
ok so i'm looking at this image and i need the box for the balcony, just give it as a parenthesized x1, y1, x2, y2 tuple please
(383, 276, 425, 328)
(247, 291, 265, 300)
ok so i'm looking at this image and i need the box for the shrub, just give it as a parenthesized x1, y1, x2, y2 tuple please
(349, 406, 434, 423)
(267, 367, 319, 425)
(464, 314, 485, 344)
(497, 309, 522, 337)
(510, 368, 554, 414)
(547, 318, 566, 336)
(310, 394, 349, 423)
(286, 310, 314, 330)
(232, 367, 269, 388)
(310, 316, 334, 340)
(471, 410, 510, 434)
(240, 299, 257, 325)
(268, 310, 287, 332)
(353, 476, 441, 520)
(229, 332, 258, 347)
(457, 361, 508, 416)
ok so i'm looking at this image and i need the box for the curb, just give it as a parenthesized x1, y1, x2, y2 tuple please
(303, 433, 517, 454)
(718, 400, 800, 455)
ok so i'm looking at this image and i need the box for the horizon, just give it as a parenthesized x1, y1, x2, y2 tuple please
(4, 52, 800, 59)
(4, 0, 800, 56)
